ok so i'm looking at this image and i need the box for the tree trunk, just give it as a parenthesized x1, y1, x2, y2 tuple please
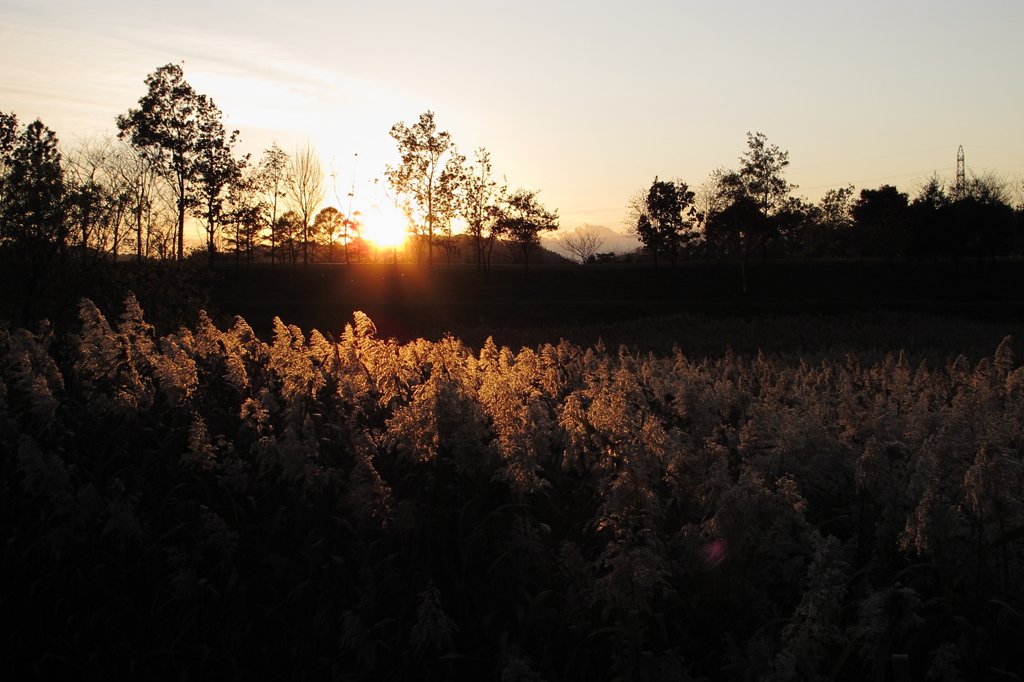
(177, 202, 185, 260)
(136, 196, 143, 263)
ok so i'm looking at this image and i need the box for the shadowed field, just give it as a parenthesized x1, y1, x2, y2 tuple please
(209, 258, 1024, 358)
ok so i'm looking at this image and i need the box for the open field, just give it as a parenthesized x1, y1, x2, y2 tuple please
(208, 258, 1024, 360)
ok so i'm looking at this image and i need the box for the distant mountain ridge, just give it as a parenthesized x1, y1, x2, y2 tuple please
(541, 223, 642, 256)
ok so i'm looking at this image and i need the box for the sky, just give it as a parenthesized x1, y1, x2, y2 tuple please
(2, 0, 1022, 236)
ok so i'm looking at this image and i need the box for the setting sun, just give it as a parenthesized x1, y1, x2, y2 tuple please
(362, 202, 409, 248)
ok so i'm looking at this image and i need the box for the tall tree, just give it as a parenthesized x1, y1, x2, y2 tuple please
(705, 170, 764, 293)
(434, 149, 466, 266)
(313, 206, 344, 263)
(461, 147, 506, 271)
(956, 173, 1016, 273)
(116, 63, 203, 260)
(629, 176, 697, 268)
(496, 188, 559, 271)
(802, 185, 856, 257)
(739, 132, 793, 219)
(274, 210, 301, 266)
(385, 111, 458, 267)
(852, 185, 909, 268)
(773, 195, 815, 258)
(693, 168, 730, 261)
(0, 111, 16, 157)
(224, 163, 267, 269)
(287, 142, 325, 269)
(63, 135, 127, 259)
(907, 176, 951, 263)
(256, 143, 289, 268)
(111, 142, 166, 261)
(738, 131, 795, 264)
(0, 117, 66, 323)
(705, 133, 795, 292)
(192, 95, 245, 268)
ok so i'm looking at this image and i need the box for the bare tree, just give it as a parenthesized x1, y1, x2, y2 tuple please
(113, 142, 166, 261)
(557, 225, 605, 264)
(330, 154, 360, 265)
(63, 135, 122, 257)
(287, 142, 325, 268)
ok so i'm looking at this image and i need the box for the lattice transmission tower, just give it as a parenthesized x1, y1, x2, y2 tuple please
(955, 145, 966, 198)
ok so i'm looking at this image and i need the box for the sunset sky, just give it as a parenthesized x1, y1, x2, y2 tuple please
(2, 0, 1022, 234)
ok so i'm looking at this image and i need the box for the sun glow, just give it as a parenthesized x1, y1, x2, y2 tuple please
(362, 203, 409, 248)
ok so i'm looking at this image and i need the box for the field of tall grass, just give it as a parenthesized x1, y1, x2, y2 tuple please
(3, 296, 1024, 680)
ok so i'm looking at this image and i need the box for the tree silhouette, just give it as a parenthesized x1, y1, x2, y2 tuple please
(287, 142, 325, 269)
(117, 64, 203, 260)
(908, 176, 952, 263)
(62, 135, 127, 261)
(496, 188, 558, 271)
(104, 142, 169, 261)
(313, 206, 346, 263)
(386, 111, 459, 268)
(738, 131, 795, 265)
(434, 149, 466, 267)
(703, 170, 765, 292)
(461, 148, 506, 271)
(224, 164, 267, 269)
(0, 117, 67, 323)
(0, 111, 16, 155)
(256, 143, 289, 268)
(630, 177, 697, 268)
(958, 173, 1016, 272)
(802, 185, 856, 257)
(192, 95, 245, 269)
(852, 185, 909, 268)
(704, 133, 794, 292)
(274, 210, 301, 265)
(693, 168, 730, 261)
(739, 132, 793, 217)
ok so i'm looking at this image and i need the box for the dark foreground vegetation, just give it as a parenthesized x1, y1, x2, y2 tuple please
(3, 296, 1024, 681)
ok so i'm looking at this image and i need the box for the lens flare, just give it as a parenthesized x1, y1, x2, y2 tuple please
(362, 203, 408, 248)
(702, 540, 728, 567)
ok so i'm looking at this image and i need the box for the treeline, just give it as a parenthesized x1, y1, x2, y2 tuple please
(629, 133, 1024, 288)
(5, 62, 1024, 329)
(3, 299, 1024, 679)
(0, 63, 566, 313)
(0, 110, 212, 331)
